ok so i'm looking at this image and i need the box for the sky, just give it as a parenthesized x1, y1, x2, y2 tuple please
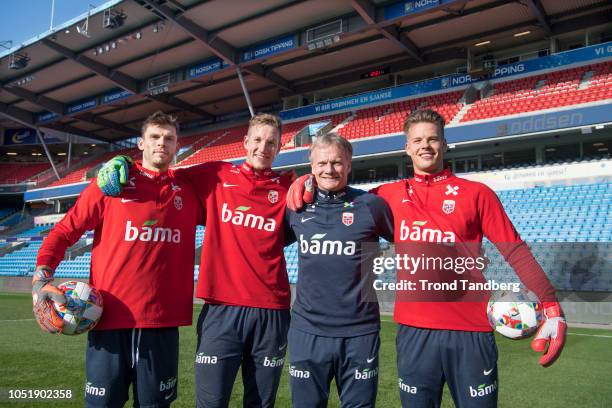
(0, 0, 109, 50)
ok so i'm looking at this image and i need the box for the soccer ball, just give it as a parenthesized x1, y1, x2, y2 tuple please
(52, 281, 103, 335)
(487, 291, 543, 339)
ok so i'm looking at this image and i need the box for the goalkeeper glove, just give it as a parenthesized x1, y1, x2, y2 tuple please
(97, 155, 133, 196)
(531, 302, 567, 367)
(286, 174, 316, 212)
(32, 266, 66, 334)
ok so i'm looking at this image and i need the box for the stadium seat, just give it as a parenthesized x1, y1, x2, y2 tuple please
(462, 61, 612, 122)
(177, 124, 249, 166)
(48, 148, 140, 187)
(0, 241, 43, 276)
(337, 92, 463, 141)
(0, 163, 51, 185)
(280, 113, 351, 151)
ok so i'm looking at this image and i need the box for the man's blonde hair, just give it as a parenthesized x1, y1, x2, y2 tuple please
(248, 113, 282, 135)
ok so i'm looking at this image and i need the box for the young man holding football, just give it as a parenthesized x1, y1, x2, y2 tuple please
(287, 109, 566, 408)
(33, 111, 203, 407)
(97, 113, 293, 408)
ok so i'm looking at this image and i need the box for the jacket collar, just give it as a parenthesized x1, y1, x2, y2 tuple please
(316, 187, 348, 202)
(241, 161, 274, 179)
(135, 161, 173, 182)
(412, 167, 454, 185)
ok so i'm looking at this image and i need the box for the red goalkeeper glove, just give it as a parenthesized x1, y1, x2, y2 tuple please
(531, 302, 567, 367)
(286, 174, 316, 211)
(32, 266, 66, 334)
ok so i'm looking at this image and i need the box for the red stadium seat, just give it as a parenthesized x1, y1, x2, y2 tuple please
(0, 163, 51, 184)
(48, 148, 140, 187)
(461, 61, 612, 122)
(335, 91, 463, 140)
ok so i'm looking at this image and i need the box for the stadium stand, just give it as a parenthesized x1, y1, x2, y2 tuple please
(174, 91, 463, 163)
(462, 61, 612, 122)
(484, 183, 611, 292)
(12, 226, 50, 238)
(0, 241, 42, 276)
(0, 163, 51, 184)
(285, 243, 299, 284)
(54, 253, 91, 279)
(169, 91, 460, 163)
(0, 212, 23, 228)
(500, 183, 611, 243)
(484, 240, 611, 292)
(280, 113, 351, 150)
(0, 225, 208, 280)
(41, 59, 604, 173)
(192, 227, 206, 281)
(0, 208, 17, 220)
(330, 60, 612, 139)
(47, 148, 140, 187)
(179, 133, 209, 151)
(171, 59, 610, 164)
(1, 4, 610, 294)
(178, 125, 249, 166)
(196, 226, 205, 247)
(337, 91, 463, 140)
(194, 265, 199, 281)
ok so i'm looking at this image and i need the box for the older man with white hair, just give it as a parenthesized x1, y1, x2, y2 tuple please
(285, 132, 394, 408)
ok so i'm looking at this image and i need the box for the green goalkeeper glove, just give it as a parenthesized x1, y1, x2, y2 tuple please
(97, 155, 133, 196)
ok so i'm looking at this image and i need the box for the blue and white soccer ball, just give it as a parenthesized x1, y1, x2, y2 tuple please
(487, 291, 543, 339)
(52, 281, 103, 335)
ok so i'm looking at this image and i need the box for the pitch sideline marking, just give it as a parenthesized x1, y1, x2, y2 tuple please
(0, 318, 35, 322)
(565, 332, 612, 338)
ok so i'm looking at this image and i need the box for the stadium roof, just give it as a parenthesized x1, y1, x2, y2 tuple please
(0, 0, 610, 143)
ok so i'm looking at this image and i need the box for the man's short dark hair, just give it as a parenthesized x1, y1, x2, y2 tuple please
(403, 108, 445, 138)
(141, 111, 179, 135)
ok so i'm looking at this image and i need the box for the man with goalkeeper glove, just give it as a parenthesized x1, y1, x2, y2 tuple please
(286, 109, 567, 408)
(97, 113, 294, 408)
(34, 111, 203, 407)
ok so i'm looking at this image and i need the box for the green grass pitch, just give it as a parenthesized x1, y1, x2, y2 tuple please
(1, 292, 611, 407)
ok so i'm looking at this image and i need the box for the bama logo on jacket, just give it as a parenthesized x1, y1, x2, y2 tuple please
(299, 233, 357, 256)
(220, 203, 277, 232)
(124, 220, 181, 243)
(399, 220, 456, 243)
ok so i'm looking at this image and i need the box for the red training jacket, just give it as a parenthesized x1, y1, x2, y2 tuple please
(373, 168, 557, 331)
(37, 162, 203, 330)
(176, 161, 292, 309)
